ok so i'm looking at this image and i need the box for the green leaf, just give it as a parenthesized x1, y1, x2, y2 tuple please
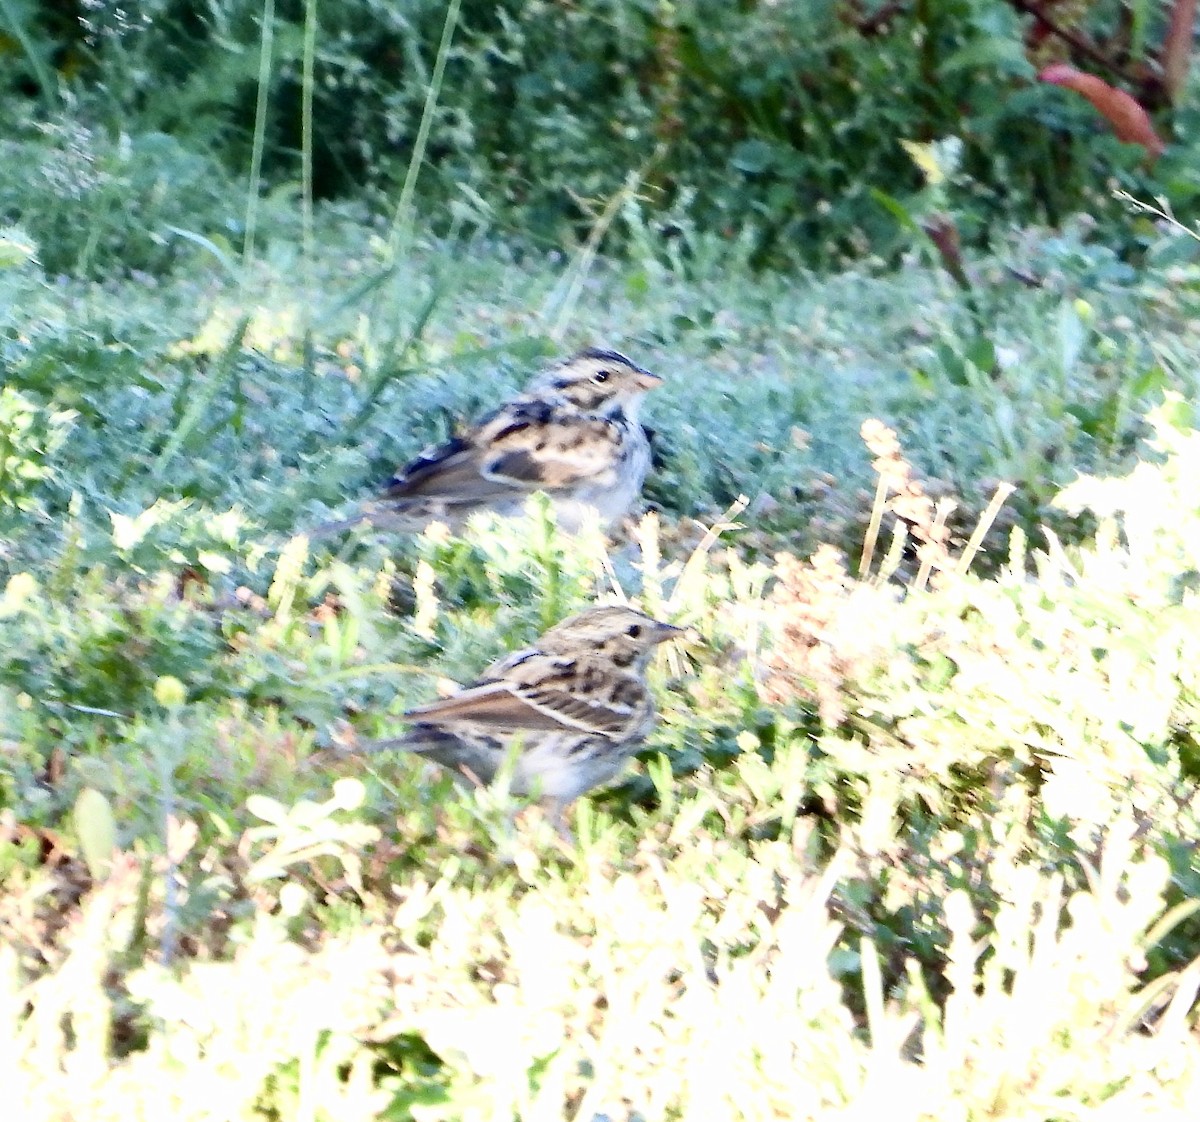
(870, 189, 921, 233)
(731, 139, 774, 174)
(1160, 395, 1195, 432)
(966, 335, 996, 373)
(1129, 364, 1167, 399)
(0, 228, 36, 269)
(938, 38, 1035, 79)
(935, 340, 970, 386)
(1058, 300, 1086, 376)
(165, 226, 240, 281)
(74, 787, 117, 881)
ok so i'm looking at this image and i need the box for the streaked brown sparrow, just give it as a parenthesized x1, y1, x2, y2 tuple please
(313, 348, 662, 537)
(370, 604, 683, 834)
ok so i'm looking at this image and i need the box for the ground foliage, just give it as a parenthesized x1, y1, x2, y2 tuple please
(1, 1, 1200, 1113)
(4, 0, 1200, 267)
(1, 193, 1200, 1113)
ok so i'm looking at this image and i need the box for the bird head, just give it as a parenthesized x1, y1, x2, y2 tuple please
(533, 348, 663, 419)
(540, 604, 684, 669)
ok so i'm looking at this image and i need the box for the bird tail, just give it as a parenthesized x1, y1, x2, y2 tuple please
(354, 734, 419, 754)
(305, 513, 368, 540)
(356, 726, 466, 757)
(305, 504, 425, 541)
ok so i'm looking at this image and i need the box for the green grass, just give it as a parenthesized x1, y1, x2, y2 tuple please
(3, 186, 1200, 1117)
(6, 204, 1199, 562)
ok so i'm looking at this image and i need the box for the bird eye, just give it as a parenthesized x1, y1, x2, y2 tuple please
(592, 370, 611, 384)
(626, 624, 642, 638)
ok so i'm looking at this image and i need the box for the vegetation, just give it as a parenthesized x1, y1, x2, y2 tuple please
(5, 0, 1200, 268)
(1, 0, 1200, 1117)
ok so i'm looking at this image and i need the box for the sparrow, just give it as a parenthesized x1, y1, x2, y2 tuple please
(312, 348, 662, 537)
(369, 605, 683, 835)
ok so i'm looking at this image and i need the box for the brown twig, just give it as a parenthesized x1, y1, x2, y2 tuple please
(1163, 0, 1197, 105)
(922, 215, 971, 293)
(1008, 0, 1124, 77)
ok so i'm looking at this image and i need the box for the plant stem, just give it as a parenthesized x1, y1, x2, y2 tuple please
(0, 0, 57, 112)
(243, 0, 276, 274)
(388, 0, 463, 261)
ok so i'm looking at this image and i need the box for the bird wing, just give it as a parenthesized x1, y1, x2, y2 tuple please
(404, 679, 585, 731)
(382, 434, 528, 505)
(483, 411, 620, 488)
(384, 400, 620, 502)
(405, 654, 646, 738)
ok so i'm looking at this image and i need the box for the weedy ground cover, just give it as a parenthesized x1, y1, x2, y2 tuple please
(1, 189, 1200, 1116)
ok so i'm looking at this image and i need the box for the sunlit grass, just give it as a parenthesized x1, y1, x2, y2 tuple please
(3, 196, 1200, 1115)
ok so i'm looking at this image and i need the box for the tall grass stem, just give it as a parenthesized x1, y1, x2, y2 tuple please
(301, 0, 319, 333)
(957, 482, 1015, 575)
(387, 0, 462, 261)
(0, 0, 57, 112)
(545, 165, 651, 342)
(242, 0, 276, 274)
(859, 474, 890, 579)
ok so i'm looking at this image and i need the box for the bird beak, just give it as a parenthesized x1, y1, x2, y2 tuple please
(650, 621, 688, 645)
(635, 370, 665, 391)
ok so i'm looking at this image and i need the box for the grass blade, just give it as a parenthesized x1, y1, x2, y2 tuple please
(151, 316, 250, 482)
(242, 0, 276, 273)
(386, 0, 463, 262)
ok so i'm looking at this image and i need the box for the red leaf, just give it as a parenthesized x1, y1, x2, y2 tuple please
(1039, 64, 1166, 158)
